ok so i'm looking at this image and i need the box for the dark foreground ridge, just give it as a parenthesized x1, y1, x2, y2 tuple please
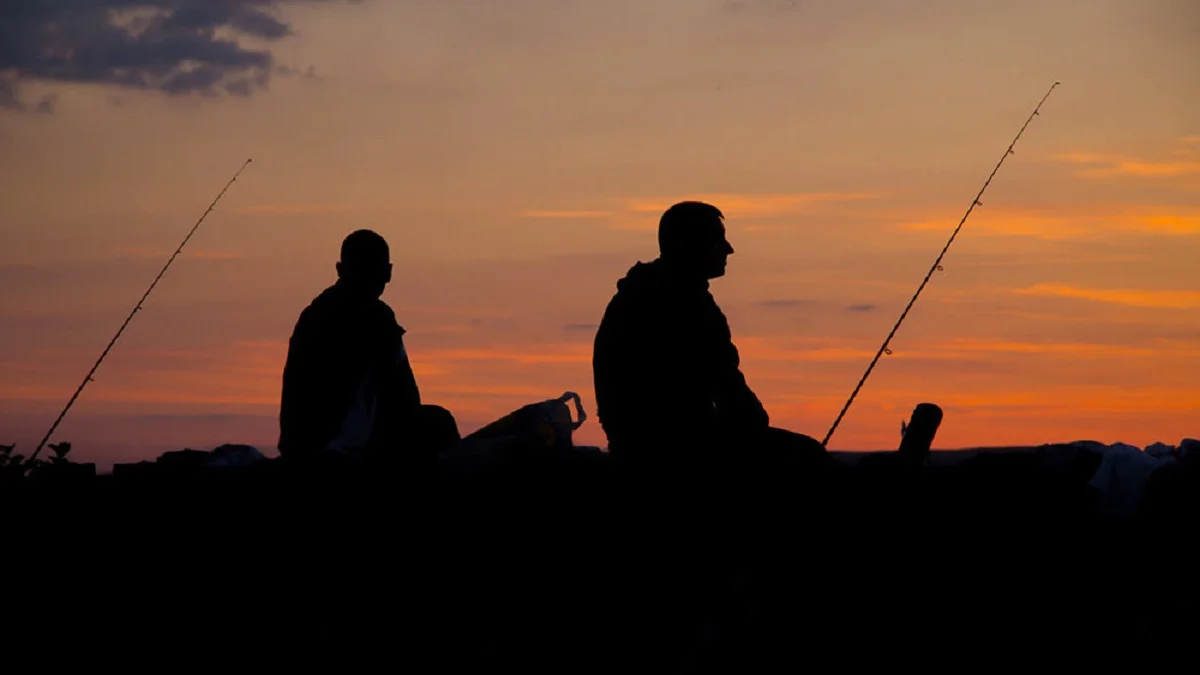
(7, 432, 1200, 671)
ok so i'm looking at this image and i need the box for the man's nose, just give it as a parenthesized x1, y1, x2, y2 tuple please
(724, 240, 735, 255)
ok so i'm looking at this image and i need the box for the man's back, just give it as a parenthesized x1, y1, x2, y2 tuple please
(593, 259, 768, 456)
(278, 283, 420, 458)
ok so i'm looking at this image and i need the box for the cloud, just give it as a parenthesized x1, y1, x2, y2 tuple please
(116, 246, 245, 260)
(926, 338, 1179, 360)
(1085, 162, 1200, 178)
(563, 323, 598, 332)
(1050, 146, 1200, 178)
(758, 299, 813, 309)
(0, 78, 19, 110)
(898, 208, 1094, 240)
(521, 210, 613, 219)
(1, 76, 57, 114)
(846, 304, 876, 313)
(33, 93, 58, 114)
(1134, 215, 1200, 235)
(190, 249, 246, 261)
(413, 344, 592, 366)
(0, 339, 289, 407)
(523, 192, 878, 232)
(275, 64, 321, 81)
(623, 192, 877, 220)
(735, 337, 878, 363)
(233, 202, 354, 215)
(722, 0, 803, 13)
(898, 204, 1200, 240)
(0, 1, 359, 112)
(1014, 284, 1200, 310)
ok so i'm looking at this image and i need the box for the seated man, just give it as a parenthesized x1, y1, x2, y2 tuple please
(278, 229, 459, 467)
(592, 201, 827, 469)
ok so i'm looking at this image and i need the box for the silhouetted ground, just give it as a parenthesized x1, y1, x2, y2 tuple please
(7, 443, 1198, 671)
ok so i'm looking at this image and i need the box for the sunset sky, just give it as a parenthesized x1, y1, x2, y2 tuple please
(2, 0, 1198, 468)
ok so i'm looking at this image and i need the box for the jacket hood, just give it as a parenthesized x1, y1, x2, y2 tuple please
(615, 258, 709, 295)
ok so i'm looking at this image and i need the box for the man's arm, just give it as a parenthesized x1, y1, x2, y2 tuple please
(391, 332, 422, 412)
(366, 323, 428, 458)
(708, 304, 770, 430)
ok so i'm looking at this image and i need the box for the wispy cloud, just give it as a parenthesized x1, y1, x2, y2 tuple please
(1014, 284, 1200, 310)
(759, 299, 813, 309)
(722, 0, 803, 14)
(422, 384, 560, 398)
(1171, 136, 1200, 156)
(1083, 161, 1200, 178)
(898, 204, 1200, 239)
(902, 387, 1200, 415)
(623, 192, 877, 219)
(736, 336, 879, 363)
(928, 338, 1175, 360)
(233, 203, 354, 215)
(116, 247, 245, 260)
(412, 344, 592, 366)
(898, 210, 1098, 240)
(522, 192, 878, 232)
(0, 341, 287, 407)
(192, 249, 245, 260)
(1134, 215, 1200, 235)
(520, 210, 613, 219)
(0, 382, 281, 406)
(1050, 141, 1200, 178)
(735, 335, 1200, 367)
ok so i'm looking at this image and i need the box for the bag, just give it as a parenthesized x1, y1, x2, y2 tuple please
(465, 391, 588, 451)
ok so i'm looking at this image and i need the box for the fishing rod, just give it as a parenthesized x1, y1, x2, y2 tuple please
(26, 158, 253, 465)
(821, 81, 1060, 448)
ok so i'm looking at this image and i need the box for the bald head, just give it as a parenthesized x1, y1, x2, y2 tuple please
(336, 229, 392, 298)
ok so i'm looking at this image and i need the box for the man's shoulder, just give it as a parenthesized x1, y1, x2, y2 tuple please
(301, 283, 340, 311)
(601, 284, 648, 327)
(294, 285, 336, 326)
(371, 298, 403, 331)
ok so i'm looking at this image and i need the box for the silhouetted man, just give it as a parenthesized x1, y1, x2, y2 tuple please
(592, 201, 827, 469)
(278, 230, 459, 467)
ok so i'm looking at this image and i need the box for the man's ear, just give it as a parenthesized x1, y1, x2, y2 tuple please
(335, 261, 344, 278)
(385, 263, 393, 284)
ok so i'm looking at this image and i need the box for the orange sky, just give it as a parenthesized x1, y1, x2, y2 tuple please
(2, 0, 1198, 468)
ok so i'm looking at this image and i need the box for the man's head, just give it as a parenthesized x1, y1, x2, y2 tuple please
(657, 201, 735, 279)
(336, 229, 392, 298)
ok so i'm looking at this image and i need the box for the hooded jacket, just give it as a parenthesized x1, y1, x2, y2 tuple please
(278, 282, 421, 458)
(592, 259, 769, 455)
